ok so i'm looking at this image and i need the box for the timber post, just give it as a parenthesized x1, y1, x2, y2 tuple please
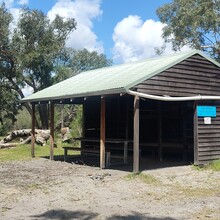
(133, 95, 140, 173)
(100, 97, 106, 169)
(50, 101, 55, 160)
(158, 102, 162, 161)
(193, 101, 198, 164)
(31, 103, 35, 157)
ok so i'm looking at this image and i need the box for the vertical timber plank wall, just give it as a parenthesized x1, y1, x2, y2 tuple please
(135, 55, 220, 97)
(196, 101, 220, 164)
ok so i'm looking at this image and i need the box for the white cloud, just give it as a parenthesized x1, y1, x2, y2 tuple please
(18, 0, 28, 5)
(47, 0, 104, 53)
(0, 0, 14, 8)
(112, 15, 174, 63)
(9, 7, 21, 31)
(22, 85, 34, 97)
(0, 0, 28, 7)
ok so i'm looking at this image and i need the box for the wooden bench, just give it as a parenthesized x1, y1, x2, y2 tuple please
(73, 138, 133, 164)
(63, 147, 111, 167)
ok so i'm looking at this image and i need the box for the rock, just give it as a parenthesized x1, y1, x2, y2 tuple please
(61, 127, 72, 142)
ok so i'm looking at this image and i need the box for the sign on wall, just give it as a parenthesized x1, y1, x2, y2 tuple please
(204, 117, 211, 124)
(197, 106, 216, 117)
(197, 105, 216, 117)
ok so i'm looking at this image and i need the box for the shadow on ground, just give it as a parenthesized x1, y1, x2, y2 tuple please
(43, 153, 190, 172)
(31, 209, 98, 220)
(31, 209, 179, 220)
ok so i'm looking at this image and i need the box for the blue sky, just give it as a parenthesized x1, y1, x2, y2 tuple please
(2, 0, 173, 63)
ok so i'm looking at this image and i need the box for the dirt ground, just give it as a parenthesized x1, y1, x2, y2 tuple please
(0, 156, 219, 220)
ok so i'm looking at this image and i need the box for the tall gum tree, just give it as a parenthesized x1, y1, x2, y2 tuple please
(0, 4, 76, 128)
(157, 0, 220, 61)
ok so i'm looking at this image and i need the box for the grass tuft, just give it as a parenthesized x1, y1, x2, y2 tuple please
(210, 160, 220, 171)
(125, 172, 160, 184)
(192, 160, 220, 172)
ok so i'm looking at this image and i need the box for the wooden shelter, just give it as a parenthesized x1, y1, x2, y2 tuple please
(21, 50, 220, 172)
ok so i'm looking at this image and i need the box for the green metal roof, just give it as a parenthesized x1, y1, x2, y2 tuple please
(21, 50, 220, 103)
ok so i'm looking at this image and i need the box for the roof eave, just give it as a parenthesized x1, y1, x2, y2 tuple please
(20, 88, 127, 103)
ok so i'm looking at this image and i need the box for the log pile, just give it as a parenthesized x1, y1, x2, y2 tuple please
(0, 129, 50, 148)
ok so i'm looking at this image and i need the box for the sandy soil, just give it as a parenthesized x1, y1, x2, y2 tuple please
(0, 157, 219, 220)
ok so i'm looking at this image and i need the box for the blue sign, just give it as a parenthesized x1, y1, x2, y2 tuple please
(197, 106, 216, 117)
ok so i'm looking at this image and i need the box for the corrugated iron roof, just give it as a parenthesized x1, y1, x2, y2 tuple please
(21, 50, 220, 103)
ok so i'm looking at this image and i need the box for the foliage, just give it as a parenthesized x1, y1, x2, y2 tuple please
(54, 104, 76, 130)
(0, 4, 111, 132)
(70, 105, 83, 138)
(0, 4, 76, 128)
(157, 0, 220, 61)
(69, 48, 112, 75)
(0, 87, 20, 135)
(54, 48, 113, 82)
(14, 107, 32, 130)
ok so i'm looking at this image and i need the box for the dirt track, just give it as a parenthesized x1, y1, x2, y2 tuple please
(0, 158, 219, 220)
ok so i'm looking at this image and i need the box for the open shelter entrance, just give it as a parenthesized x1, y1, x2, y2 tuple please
(82, 95, 194, 168)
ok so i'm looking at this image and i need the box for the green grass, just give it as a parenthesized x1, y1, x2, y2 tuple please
(125, 172, 160, 184)
(192, 159, 220, 172)
(0, 144, 66, 161)
(210, 160, 220, 171)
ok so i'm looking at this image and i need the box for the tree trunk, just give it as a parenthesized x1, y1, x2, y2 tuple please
(22, 102, 40, 128)
(38, 104, 49, 129)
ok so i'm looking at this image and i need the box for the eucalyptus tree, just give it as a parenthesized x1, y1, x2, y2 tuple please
(0, 88, 19, 135)
(0, 3, 76, 128)
(157, 0, 220, 61)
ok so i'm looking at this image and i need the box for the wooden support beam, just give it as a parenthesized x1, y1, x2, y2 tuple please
(100, 97, 106, 169)
(31, 103, 36, 158)
(81, 103, 86, 149)
(125, 98, 129, 139)
(193, 101, 198, 164)
(50, 102, 55, 160)
(182, 103, 188, 161)
(133, 95, 140, 173)
(158, 102, 162, 161)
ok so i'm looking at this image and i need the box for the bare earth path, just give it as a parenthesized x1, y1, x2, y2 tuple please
(0, 158, 219, 220)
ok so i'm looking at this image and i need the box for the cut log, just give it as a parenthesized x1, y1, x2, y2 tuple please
(0, 143, 18, 149)
(0, 129, 50, 146)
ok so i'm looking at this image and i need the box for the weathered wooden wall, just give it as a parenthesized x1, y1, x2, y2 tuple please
(135, 54, 220, 97)
(195, 101, 220, 164)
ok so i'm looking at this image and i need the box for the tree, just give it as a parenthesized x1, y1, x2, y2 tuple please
(70, 48, 112, 75)
(54, 48, 112, 82)
(156, 0, 220, 61)
(0, 4, 76, 128)
(54, 48, 112, 130)
(0, 88, 20, 135)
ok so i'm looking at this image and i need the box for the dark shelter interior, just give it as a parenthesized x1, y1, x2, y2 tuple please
(83, 95, 194, 165)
